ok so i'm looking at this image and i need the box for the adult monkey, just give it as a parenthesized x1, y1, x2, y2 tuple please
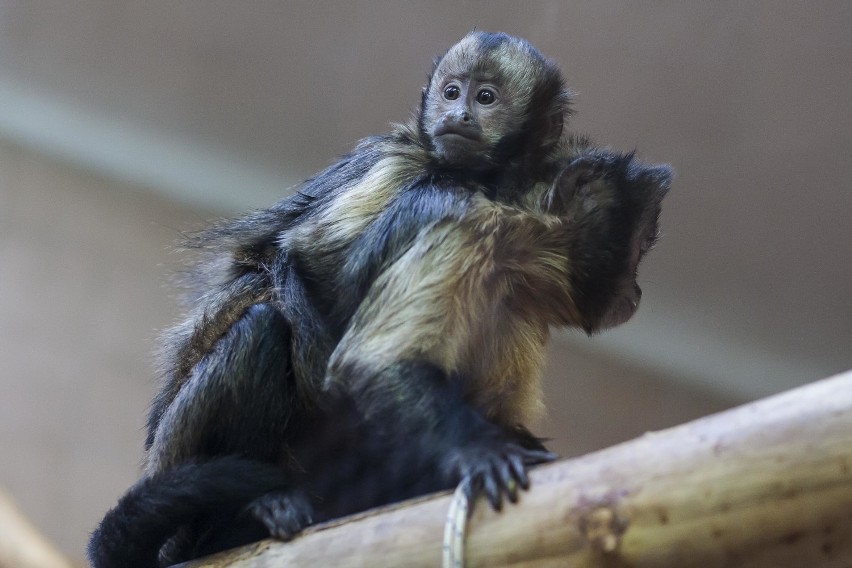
(89, 31, 671, 567)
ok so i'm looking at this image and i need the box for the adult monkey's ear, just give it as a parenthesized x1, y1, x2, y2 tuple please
(533, 83, 573, 151)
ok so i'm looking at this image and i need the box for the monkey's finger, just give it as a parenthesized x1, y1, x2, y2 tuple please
(458, 477, 478, 520)
(521, 449, 558, 465)
(281, 518, 304, 540)
(496, 458, 521, 503)
(483, 469, 503, 511)
(266, 516, 300, 541)
(461, 474, 479, 504)
(507, 453, 530, 490)
(498, 468, 517, 503)
(296, 506, 313, 527)
(505, 477, 520, 504)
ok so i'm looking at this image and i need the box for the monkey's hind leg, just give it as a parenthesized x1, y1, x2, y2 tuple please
(146, 304, 313, 560)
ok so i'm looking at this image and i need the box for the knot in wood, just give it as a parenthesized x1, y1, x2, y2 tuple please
(582, 506, 625, 554)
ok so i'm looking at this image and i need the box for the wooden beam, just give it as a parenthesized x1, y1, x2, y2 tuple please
(182, 370, 852, 568)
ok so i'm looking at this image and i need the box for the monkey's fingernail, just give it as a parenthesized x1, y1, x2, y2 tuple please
(506, 479, 519, 501)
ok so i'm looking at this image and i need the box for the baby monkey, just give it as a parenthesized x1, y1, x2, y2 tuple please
(89, 31, 671, 568)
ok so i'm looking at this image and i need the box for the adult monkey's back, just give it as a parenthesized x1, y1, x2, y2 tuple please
(89, 31, 671, 568)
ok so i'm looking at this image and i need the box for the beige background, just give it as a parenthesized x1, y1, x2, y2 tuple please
(0, 2, 849, 564)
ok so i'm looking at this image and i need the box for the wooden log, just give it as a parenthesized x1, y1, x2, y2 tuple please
(182, 369, 852, 568)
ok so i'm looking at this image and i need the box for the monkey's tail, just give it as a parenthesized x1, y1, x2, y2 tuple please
(88, 456, 291, 568)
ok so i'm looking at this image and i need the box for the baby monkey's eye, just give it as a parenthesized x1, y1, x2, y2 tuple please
(443, 85, 461, 101)
(476, 88, 496, 105)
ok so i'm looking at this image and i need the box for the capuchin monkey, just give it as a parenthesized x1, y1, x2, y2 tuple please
(89, 31, 671, 567)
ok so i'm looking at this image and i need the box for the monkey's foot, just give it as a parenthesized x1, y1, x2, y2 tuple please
(246, 490, 313, 540)
(447, 442, 556, 512)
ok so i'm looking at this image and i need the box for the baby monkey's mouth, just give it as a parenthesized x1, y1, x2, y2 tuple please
(433, 123, 482, 142)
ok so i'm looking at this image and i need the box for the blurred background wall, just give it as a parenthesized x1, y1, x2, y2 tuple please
(0, 2, 849, 564)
